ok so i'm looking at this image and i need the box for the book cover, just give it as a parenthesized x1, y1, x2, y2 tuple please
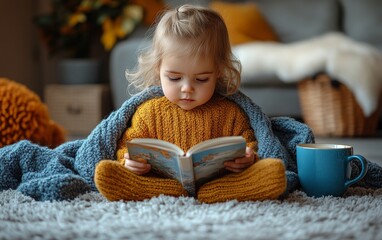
(127, 136, 246, 196)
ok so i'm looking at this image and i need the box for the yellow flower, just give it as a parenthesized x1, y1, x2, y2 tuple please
(123, 5, 144, 22)
(100, 5, 143, 50)
(34, 0, 144, 57)
(101, 18, 116, 50)
(68, 13, 87, 27)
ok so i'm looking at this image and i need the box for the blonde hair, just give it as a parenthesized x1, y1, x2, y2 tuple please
(126, 4, 241, 96)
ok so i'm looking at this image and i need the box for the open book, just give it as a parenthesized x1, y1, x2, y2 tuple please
(127, 136, 246, 196)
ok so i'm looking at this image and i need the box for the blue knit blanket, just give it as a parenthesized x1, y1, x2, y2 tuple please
(0, 87, 380, 201)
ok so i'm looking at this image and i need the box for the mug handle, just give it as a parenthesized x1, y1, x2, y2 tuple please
(345, 155, 369, 188)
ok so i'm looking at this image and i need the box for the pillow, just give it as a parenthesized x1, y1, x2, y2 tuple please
(210, 1, 278, 45)
(0, 78, 66, 148)
(132, 0, 167, 25)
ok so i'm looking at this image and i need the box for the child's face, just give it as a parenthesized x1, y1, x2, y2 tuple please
(160, 53, 218, 110)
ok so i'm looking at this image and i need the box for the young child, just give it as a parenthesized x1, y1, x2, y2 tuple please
(94, 4, 286, 203)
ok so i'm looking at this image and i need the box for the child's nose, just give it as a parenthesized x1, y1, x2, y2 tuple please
(181, 81, 194, 93)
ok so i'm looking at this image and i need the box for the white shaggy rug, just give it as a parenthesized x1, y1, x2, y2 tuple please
(1, 188, 382, 240)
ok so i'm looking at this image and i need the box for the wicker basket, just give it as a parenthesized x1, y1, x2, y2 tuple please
(298, 74, 382, 137)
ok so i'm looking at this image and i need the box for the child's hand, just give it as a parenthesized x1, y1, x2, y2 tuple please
(224, 147, 256, 173)
(124, 153, 151, 175)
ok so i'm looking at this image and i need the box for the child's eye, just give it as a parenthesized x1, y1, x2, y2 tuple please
(168, 76, 181, 81)
(196, 78, 209, 82)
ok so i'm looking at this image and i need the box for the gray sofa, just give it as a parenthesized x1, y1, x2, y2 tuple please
(110, 0, 382, 118)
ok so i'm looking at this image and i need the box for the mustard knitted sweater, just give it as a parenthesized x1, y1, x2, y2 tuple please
(116, 95, 257, 162)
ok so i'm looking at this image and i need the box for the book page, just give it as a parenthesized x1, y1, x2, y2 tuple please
(191, 141, 246, 189)
(127, 142, 183, 183)
(186, 136, 245, 156)
(129, 138, 184, 155)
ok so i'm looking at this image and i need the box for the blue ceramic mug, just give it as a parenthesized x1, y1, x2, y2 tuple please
(296, 144, 368, 198)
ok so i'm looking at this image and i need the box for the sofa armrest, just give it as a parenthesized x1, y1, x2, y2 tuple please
(110, 37, 150, 108)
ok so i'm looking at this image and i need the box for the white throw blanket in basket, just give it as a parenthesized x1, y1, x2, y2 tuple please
(233, 32, 382, 117)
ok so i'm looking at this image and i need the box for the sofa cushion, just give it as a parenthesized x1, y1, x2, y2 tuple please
(341, 0, 382, 52)
(249, 0, 340, 43)
(210, 1, 279, 45)
(165, 0, 210, 7)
